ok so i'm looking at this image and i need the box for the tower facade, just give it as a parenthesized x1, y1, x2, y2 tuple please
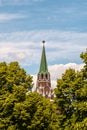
(36, 41, 54, 100)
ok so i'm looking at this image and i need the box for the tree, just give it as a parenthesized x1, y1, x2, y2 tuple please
(12, 92, 59, 130)
(55, 50, 87, 130)
(0, 61, 33, 95)
(0, 91, 58, 130)
(0, 61, 58, 130)
(0, 61, 33, 129)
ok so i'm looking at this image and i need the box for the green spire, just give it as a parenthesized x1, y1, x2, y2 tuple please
(39, 41, 48, 74)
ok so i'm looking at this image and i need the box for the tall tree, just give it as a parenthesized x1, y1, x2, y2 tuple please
(0, 61, 58, 130)
(0, 91, 58, 130)
(55, 50, 87, 130)
(0, 61, 33, 95)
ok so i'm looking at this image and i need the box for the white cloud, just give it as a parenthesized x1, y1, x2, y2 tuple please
(0, 30, 86, 65)
(32, 63, 84, 91)
(49, 63, 84, 88)
(0, 13, 26, 22)
(49, 63, 84, 80)
(32, 75, 37, 91)
(0, 30, 87, 45)
(0, 31, 86, 91)
(0, 41, 40, 66)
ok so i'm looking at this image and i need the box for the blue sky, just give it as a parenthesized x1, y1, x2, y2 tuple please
(0, 0, 87, 32)
(0, 0, 87, 85)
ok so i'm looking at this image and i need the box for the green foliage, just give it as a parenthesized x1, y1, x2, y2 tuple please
(0, 61, 33, 95)
(1, 49, 87, 130)
(55, 50, 87, 129)
(0, 61, 58, 130)
(0, 91, 58, 130)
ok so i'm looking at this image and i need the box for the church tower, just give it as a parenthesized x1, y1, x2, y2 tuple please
(36, 41, 54, 100)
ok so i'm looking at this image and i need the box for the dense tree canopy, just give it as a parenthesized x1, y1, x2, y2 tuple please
(0, 49, 87, 130)
(0, 91, 58, 130)
(0, 61, 58, 130)
(55, 50, 87, 130)
(0, 61, 33, 95)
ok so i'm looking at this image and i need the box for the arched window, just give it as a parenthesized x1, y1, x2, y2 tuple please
(41, 74, 43, 79)
(46, 74, 48, 79)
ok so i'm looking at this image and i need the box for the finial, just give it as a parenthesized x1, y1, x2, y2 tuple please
(42, 40, 45, 46)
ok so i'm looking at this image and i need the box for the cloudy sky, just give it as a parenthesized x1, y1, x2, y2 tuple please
(0, 0, 87, 88)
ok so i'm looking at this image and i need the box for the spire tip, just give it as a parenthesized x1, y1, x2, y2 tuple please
(42, 40, 45, 46)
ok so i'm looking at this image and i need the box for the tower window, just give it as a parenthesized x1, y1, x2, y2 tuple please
(41, 74, 43, 79)
(46, 74, 48, 79)
(38, 74, 40, 80)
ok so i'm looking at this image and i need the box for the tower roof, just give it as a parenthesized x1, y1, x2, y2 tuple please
(39, 41, 49, 74)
